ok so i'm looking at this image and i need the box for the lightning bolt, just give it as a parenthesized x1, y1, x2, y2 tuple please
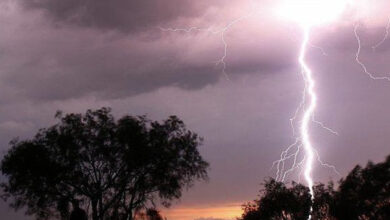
(162, 8, 345, 219)
(299, 27, 316, 211)
(274, 26, 343, 219)
(274, 16, 390, 219)
(273, 28, 339, 185)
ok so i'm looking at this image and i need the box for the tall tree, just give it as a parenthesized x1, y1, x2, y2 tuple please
(1, 107, 209, 220)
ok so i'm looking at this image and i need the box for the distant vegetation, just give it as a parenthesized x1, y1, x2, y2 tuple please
(240, 156, 390, 220)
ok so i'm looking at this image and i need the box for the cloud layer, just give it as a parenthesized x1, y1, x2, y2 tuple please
(20, 0, 215, 33)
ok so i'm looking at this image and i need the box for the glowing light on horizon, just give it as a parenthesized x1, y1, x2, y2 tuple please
(162, 203, 242, 220)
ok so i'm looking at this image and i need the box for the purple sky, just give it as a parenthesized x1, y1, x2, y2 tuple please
(0, 0, 390, 219)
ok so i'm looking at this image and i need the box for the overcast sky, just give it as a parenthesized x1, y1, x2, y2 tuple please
(0, 0, 390, 219)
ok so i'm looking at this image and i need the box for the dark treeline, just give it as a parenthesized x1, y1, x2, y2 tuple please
(240, 156, 390, 220)
(0, 107, 389, 220)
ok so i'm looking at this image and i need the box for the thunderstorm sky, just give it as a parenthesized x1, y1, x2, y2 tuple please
(0, 0, 390, 219)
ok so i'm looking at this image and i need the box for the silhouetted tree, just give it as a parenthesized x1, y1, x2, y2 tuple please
(333, 156, 390, 220)
(70, 200, 88, 220)
(145, 209, 164, 220)
(311, 182, 336, 220)
(240, 179, 312, 220)
(1, 107, 209, 220)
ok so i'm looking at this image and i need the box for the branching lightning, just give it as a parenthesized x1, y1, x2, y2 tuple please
(160, 13, 255, 80)
(372, 17, 390, 51)
(312, 115, 339, 136)
(354, 22, 390, 81)
(309, 43, 328, 56)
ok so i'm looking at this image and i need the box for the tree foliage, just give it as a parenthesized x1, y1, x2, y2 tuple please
(333, 156, 390, 220)
(240, 179, 311, 220)
(1, 107, 209, 220)
(240, 156, 390, 220)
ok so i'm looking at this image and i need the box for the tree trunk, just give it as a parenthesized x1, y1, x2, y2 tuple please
(127, 209, 133, 220)
(98, 196, 104, 219)
(92, 200, 99, 220)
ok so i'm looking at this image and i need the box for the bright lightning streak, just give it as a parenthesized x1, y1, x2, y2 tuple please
(276, 26, 335, 217)
(299, 27, 316, 210)
(276, 2, 349, 217)
(274, 1, 348, 200)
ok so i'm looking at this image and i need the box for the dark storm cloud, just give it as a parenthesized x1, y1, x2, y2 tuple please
(3, 49, 293, 101)
(0, 1, 297, 103)
(19, 0, 219, 33)
(4, 51, 289, 102)
(5, 61, 221, 101)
